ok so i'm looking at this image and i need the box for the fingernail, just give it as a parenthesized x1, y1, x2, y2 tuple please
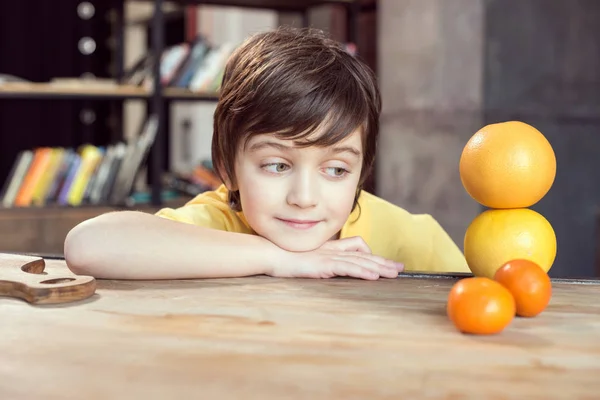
(396, 262, 404, 271)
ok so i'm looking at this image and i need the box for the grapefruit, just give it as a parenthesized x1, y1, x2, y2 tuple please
(464, 208, 557, 279)
(459, 121, 556, 209)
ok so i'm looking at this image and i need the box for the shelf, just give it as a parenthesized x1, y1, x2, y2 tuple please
(164, 87, 220, 101)
(0, 83, 219, 101)
(129, 0, 362, 12)
(0, 198, 191, 255)
(0, 196, 190, 215)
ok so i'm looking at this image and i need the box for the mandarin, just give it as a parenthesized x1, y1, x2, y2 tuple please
(459, 121, 556, 209)
(464, 208, 557, 279)
(447, 277, 515, 335)
(494, 259, 552, 318)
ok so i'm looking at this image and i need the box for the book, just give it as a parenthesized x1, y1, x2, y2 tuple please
(0, 115, 167, 208)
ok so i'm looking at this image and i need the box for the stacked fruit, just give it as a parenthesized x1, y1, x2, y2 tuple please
(448, 121, 558, 335)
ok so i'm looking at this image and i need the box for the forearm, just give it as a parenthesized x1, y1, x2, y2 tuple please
(63, 211, 284, 280)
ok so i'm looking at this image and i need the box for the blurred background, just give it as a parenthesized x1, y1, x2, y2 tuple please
(0, 0, 598, 279)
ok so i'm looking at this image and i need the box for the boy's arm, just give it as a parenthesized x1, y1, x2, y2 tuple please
(64, 210, 402, 280)
(63, 210, 285, 280)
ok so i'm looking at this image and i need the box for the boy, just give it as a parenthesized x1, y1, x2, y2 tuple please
(64, 27, 470, 281)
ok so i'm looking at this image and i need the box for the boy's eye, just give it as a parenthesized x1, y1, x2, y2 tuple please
(264, 163, 289, 173)
(325, 167, 348, 177)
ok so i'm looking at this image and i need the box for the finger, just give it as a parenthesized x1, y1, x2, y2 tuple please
(326, 251, 403, 278)
(340, 251, 404, 272)
(333, 255, 399, 279)
(329, 261, 381, 280)
(348, 236, 372, 254)
(345, 236, 372, 253)
(334, 236, 372, 253)
(350, 255, 401, 279)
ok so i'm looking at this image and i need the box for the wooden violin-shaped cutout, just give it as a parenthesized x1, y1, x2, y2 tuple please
(0, 256, 96, 304)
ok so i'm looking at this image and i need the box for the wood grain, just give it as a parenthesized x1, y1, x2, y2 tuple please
(0, 254, 96, 304)
(1, 253, 599, 399)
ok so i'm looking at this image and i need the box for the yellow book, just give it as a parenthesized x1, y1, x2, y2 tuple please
(66, 145, 103, 206)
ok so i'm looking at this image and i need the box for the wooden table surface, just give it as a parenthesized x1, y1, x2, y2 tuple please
(1, 253, 599, 399)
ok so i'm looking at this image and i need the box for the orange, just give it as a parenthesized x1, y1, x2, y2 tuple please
(459, 121, 556, 209)
(464, 208, 556, 279)
(494, 259, 552, 317)
(447, 277, 515, 335)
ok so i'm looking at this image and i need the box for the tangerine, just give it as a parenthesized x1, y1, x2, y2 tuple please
(459, 121, 556, 209)
(447, 277, 515, 335)
(464, 208, 557, 279)
(494, 259, 552, 318)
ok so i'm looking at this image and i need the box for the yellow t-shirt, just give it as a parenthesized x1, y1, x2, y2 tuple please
(155, 185, 470, 273)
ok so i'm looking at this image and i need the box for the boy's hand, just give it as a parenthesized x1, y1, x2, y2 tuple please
(318, 236, 373, 254)
(269, 236, 404, 280)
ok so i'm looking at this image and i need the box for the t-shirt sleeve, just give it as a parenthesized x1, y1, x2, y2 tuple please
(153, 186, 252, 233)
(155, 203, 230, 231)
(406, 214, 471, 274)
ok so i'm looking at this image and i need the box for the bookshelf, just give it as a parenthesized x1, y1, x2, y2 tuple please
(0, 82, 219, 101)
(1, 0, 369, 207)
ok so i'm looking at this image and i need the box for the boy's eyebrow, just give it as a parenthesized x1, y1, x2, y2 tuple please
(328, 145, 362, 157)
(248, 140, 290, 152)
(248, 140, 362, 157)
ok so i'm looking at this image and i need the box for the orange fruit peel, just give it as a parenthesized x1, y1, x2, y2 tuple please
(463, 208, 557, 278)
(459, 121, 556, 209)
(494, 259, 552, 318)
(447, 277, 516, 335)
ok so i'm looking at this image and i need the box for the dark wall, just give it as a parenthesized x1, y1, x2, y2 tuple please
(483, 0, 600, 278)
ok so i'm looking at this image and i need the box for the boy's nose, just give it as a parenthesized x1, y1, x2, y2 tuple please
(286, 175, 318, 209)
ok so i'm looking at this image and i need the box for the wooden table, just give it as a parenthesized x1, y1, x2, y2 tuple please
(1, 253, 599, 399)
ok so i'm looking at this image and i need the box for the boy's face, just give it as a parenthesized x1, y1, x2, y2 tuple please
(232, 128, 364, 252)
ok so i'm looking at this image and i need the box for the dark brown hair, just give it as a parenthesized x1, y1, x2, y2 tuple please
(212, 27, 381, 211)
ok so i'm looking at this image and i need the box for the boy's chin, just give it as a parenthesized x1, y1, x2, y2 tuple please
(267, 236, 327, 253)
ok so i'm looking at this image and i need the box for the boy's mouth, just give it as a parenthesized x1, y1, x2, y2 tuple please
(276, 218, 321, 230)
